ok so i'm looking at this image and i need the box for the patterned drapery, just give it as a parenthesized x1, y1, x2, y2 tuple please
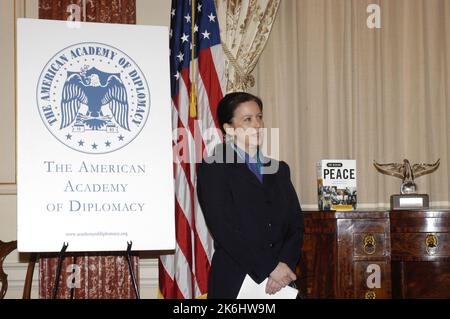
(39, 254, 139, 299)
(215, 0, 280, 92)
(39, 0, 136, 24)
(38, 0, 138, 299)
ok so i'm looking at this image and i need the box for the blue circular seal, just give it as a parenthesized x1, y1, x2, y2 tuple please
(36, 42, 150, 154)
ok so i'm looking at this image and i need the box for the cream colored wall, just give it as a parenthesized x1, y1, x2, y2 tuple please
(0, 1, 16, 184)
(136, 0, 171, 300)
(1, 0, 39, 299)
(0, 0, 170, 299)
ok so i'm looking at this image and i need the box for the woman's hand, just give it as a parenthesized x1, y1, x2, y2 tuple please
(265, 277, 283, 295)
(265, 262, 297, 294)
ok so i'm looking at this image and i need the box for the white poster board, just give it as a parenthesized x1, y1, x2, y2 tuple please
(17, 18, 175, 252)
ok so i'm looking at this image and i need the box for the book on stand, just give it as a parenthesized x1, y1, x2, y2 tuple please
(317, 159, 357, 210)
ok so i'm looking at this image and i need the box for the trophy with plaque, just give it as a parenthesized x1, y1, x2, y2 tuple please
(373, 159, 440, 210)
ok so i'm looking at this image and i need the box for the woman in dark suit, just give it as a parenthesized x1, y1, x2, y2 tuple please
(196, 92, 304, 299)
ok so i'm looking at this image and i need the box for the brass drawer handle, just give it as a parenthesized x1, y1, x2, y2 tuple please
(425, 234, 438, 255)
(365, 290, 376, 299)
(363, 234, 376, 255)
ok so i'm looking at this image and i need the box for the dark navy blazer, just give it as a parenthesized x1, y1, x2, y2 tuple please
(196, 143, 304, 299)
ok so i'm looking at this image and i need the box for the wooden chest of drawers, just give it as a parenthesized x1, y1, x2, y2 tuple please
(298, 210, 450, 299)
(298, 211, 391, 299)
(390, 210, 450, 298)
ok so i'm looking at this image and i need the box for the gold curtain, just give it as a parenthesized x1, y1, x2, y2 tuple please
(215, 0, 281, 92)
(251, 0, 450, 209)
(38, 0, 138, 299)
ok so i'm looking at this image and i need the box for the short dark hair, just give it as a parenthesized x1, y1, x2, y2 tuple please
(216, 92, 263, 134)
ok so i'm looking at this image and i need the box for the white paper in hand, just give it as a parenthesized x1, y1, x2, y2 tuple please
(237, 275, 298, 299)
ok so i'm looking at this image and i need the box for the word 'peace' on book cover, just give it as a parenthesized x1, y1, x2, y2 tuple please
(317, 160, 357, 211)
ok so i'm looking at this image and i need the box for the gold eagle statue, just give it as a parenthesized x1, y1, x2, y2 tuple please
(373, 159, 440, 182)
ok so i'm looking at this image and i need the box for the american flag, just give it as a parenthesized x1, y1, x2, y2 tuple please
(158, 0, 225, 299)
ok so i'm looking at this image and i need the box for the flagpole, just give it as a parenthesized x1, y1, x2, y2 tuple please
(189, 0, 197, 118)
